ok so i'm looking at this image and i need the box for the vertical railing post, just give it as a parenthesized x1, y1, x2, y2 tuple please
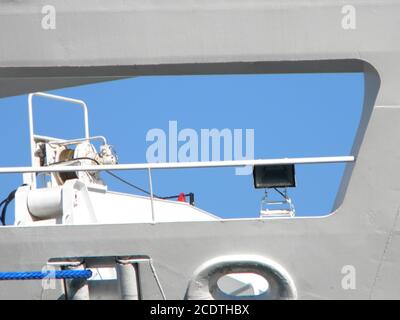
(27, 94, 37, 187)
(148, 168, 155, 223)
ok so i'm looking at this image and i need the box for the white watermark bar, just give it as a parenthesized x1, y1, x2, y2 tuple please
(0, 156, 354, 174)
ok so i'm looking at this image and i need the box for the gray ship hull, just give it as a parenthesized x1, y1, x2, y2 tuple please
(0, 0, 399, 299)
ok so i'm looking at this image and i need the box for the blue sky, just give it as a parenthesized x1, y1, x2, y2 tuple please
(0, 73, 364, 222)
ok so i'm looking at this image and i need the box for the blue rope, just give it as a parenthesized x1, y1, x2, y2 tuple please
(0, 270, 92, 281)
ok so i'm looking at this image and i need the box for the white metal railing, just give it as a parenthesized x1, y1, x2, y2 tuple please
(0, 156, 355, 222)
(28, 92, 91, 187)
(0, 156, 355, 175)
(28, 92, 90, 146)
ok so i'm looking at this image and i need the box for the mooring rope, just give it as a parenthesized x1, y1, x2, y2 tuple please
(0, 270, 92, 281)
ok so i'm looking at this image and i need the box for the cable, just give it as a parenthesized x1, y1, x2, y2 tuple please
(0, 186, 26, 226)
(47, 157, 153, 195)
(105, 171, 194, 204)
(105, 170, 160, 197)
(0, 199, 7, 225)
(0, 190, 16, 225)
(105, 171, 195, 204)
(48, 157, 194, 203)
(274, 188, 286, 199)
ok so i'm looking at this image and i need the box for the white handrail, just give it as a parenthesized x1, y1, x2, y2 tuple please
(28, 92, 90, 158)
(0, 156, 355, 174)
(27, 92, 91, 187)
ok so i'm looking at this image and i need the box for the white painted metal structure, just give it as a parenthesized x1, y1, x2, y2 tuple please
(0, 156, 355, 175)
(0, 0, 399, 300)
